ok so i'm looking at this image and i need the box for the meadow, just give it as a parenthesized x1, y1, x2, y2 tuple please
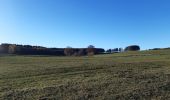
(1, 49, 170, 100)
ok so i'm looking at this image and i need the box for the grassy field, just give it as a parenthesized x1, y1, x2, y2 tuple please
(1, 50, 170, 100)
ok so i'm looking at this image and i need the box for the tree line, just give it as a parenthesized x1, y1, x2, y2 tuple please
(0, 43, 141, 56)
(0, 43, 105, 56)
(106, 45, 140, 53)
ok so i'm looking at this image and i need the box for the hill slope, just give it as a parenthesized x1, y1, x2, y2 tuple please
(1, 50, 170, 99)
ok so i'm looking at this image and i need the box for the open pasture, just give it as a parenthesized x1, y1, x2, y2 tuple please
(1, 50, 170, 99)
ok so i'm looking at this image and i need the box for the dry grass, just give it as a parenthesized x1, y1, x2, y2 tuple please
(1, 50, 170, 100)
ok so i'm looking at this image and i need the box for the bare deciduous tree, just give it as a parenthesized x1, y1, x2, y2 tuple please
(64, 46, 74, 56)
(87, 45, 96, 56)
(8, 44, 17, 54)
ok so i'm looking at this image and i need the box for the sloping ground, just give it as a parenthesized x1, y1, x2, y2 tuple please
(1, 50, 170, 100)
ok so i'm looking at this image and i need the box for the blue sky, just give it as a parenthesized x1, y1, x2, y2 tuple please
(0, 0, 170, 50)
